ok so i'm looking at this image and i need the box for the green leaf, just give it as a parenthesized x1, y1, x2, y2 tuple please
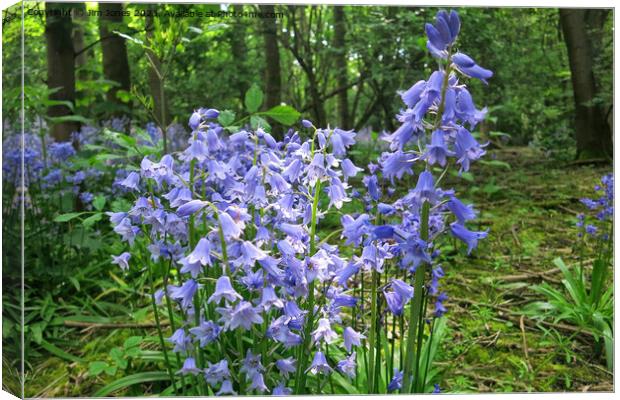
(105, 365, 119, 376)
(92, 195, 106, 211)
(479, 159, 512, 170)
(261, 105, 300, 126)
(68, 276, 81, 291)
(245, 84, 263, 113)
(30, 323, 43, 345)
(40, 339, 84, 363)
(89, 361, 109, 377)
(218, 110, 236, 127)
(250, 115, 270, 131)
(123, 336, 142, 349)
(92, 372, 171, 397)
(82, 213, 103, 228)
(54, 212, 86, 222)
(48, 114, 91, 125)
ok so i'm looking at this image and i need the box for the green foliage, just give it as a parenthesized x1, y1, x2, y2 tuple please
(525, 258, 613, 370)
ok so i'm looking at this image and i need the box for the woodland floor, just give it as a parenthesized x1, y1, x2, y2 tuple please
(12, 146, 614, 396)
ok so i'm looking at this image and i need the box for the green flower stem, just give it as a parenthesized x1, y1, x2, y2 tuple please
(294, 177, 322, 394)
(402, 201, 430, 393)
(368, 268, 378, 392)
(145, 260, 179, 395)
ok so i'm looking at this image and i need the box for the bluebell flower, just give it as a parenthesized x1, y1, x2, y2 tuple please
(259, 286, 284, 311)
(373, 225, 395, 240)
(275, 357, 297, 378)
(341, 158, 363, 180)
(111, 252, 131, 271)
(337, 352, 357, 378)
(391, 279, 414, 302)
(216, 380, 236, 396)
(307, 351, 332, 375)
(423, 130, 453, 167)
(401, 80, 426, 108)
(450, 222, 488, 254)
(455, 126, 487, 173)
(336, 261, 360, 288)
(434, 292, 448, 317)
(448, 196, 477, 224)
(169, 279, 200, 309)
(387, 369, 403, 392)
(113, 218, 140, 245)
(326, 176, 350, 209)
(189, 320, 221, 347)
(433, 383, 441, 393)
(186, 238, 212, 266)
(385, 291, 406, 316)
(177, 199, 208, 217)
(240, 350, 264, 379)
(218, 301, 263, 331)
(311, 317, 338, 345)
(218, 211, 242, 239)
(119, 171, 140, 191)
(208, 276, 242, 304)
(282, 158, 303, 183)
(248, 373, 268, 393)
(452, 52, 493, 84)
(189, 111, 202, 130)
(167, 328, 191, 352)
(301, 119, 314, 128)
(272, 382, 292, 396)
(330, 128, 357, 157)
(381, 151, 415, 182)
(363, 174, 382, 200)
(178, 357, 201, 375)
(343, 327, 365, 352)
(412, 171, 439, 205)
(204, 359, 230, 386)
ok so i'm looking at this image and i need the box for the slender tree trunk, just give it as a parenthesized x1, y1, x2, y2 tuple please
(145, 10, 170, 128)
(45, 2, 79, 142)
(72, 3, 88, 81)
(260, 4, 282, 136)
(559, 9, 612, 159)
(333, 6, 349, 129)
(98, 2, 131, 117)
(230, 4, 249, 104)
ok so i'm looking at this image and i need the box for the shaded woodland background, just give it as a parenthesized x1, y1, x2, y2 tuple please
(1, 3, 613, 160)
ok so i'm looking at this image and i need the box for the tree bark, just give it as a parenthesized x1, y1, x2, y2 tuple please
(333, 6, 349, 129)
(145, 10, 170, 128)
(72, 3, 89, 81)
(559, 9, 612, 159)
(98, 2, 131, 116)
(260, 4, 282, 136)
(229, 4, 250, 104)
(45, 2, 79, 142)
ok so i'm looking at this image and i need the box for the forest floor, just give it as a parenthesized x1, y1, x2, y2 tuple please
(436, 146, 612, 393)
(17, 146, 613, 396)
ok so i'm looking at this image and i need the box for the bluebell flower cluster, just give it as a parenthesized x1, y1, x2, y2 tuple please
(109, 107, 371, 394)
(106, 9, 491, 394)
(577, 173, 613, 240)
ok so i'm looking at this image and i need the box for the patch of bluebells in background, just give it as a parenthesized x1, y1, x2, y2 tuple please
(108, 10, 492, 395)
(577, 173, 613, 241)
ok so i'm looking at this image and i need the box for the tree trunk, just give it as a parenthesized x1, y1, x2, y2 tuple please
(559, 9, 612, 159)
(72, 3, 89, 81)
(98, 2, 131, 117)
(229, 4, 249, 104)
(333, 6, 349, 129)
(45, 2, 79, 142)
(145, 10, 170, 128)
(260, 4, 282, 136)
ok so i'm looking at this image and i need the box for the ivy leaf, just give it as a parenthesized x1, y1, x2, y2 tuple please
(261, 105, 300, 126)
(245, 84, 264, 113)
